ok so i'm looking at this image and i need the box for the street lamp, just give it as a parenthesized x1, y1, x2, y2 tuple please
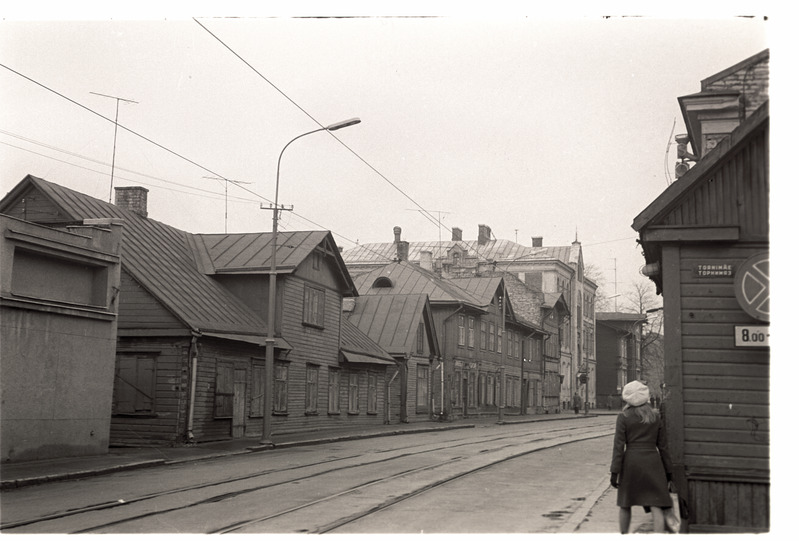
(261, 118, 361, 446)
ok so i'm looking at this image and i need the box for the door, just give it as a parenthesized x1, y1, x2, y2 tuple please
(232, 369, 247, 438)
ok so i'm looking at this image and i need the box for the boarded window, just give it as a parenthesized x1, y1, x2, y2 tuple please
(306, 364, 319, 414)
(328, 368, 340, 413)
(114, 354, 156, 414)
(274, 362, 289, 413)
(215, 362, 234, 418)
(303, 285, 325, 328)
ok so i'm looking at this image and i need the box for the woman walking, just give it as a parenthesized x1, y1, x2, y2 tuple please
(610, 380, 673, 533)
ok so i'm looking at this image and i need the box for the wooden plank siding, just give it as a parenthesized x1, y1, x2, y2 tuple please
(111, 338, 187, 445)
(117, 269, 184, 331)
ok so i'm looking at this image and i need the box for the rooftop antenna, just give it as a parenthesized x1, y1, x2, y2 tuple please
(203, 176, 253, 233)
(90, 92, 138, 203)
(406, 208, 449, 243)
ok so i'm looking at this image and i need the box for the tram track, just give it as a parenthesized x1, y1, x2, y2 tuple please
(2, 420, 614, 533)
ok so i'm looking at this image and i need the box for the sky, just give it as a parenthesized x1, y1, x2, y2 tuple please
(0, 8, 774, 307)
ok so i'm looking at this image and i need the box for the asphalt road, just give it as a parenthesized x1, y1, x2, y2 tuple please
(1, 416, 620, 534)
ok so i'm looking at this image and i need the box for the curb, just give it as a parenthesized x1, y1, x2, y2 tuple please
(1, 459, 166, 490)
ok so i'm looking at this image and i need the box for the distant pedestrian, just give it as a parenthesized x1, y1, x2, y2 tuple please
(572, 392, 582, 414)
(609, 380, 673, 534)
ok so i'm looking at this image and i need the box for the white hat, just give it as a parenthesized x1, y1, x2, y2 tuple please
(622, 380, 650, 407)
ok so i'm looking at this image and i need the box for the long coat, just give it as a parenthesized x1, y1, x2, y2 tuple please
(610, 408, 673, 508)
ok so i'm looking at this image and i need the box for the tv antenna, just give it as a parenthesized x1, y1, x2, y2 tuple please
(90, 92, 138, 203)
(203, 176, 253, 233)
(406, 208, 449, 243)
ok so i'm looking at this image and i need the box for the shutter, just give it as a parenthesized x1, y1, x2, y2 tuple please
(135, 356, 155, 412)
(215, 363, 234, 418)
(115, 357, 136, 414)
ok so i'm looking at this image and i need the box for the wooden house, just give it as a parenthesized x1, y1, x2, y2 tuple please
(541, 292, 570, 413)
(352, 259, 545, 420)
(344, 293, 440, 424)
(0, 175, 392, 445)
(632, 50, 769, 532)
(0, 214, 122, 461)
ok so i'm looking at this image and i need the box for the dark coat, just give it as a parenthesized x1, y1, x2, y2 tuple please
(610, 408, 673, 508)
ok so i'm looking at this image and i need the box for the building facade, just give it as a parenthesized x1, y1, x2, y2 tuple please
(632, 50, 769, 532)
(0, 213, 122, 461)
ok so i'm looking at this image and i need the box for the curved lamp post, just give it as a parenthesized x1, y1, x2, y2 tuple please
(261, 118, 361, 446)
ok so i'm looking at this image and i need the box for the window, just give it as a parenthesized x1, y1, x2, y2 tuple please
(489, 322, 495, 351)
(468, 317, 475, 348)
(348, 372, 360, 413)
(367, 372, 378, 414)
(312, 250, 322, 270)
(306, 364, 319, 414)
(114, 354, 156, 415)
(303, 285, 325, 328)
(458, 315, 466, 346)
(274, 362, 289, 414)
(497, 327, 502, 354)
(468, 371, 476, 407)
(214, 362, 234, 418)
(416, 322, 425, 355)
(480, 320, 487, 350)
(453, 369, 463, 407)
(416, 364, 429, 411)
(487, 374, 495, 406)
(328, 368, 341, 413)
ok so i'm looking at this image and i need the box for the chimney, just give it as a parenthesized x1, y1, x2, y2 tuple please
(531, 236, 543, 248)
(397, 241, 409, 262)
(393, 226, 402, 244)
(478, 224, 492, 245)
(452, 227, 462, 241)
(420, 250, 433, 271)
(114, 186, 149, 218)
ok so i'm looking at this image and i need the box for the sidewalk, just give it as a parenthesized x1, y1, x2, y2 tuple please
(1, 411, 635, 532)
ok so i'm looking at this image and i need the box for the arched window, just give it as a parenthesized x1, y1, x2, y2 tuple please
(372, 277, 393, 288)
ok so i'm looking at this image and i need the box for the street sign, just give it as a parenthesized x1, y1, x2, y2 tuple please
(734, 325, 769, 347)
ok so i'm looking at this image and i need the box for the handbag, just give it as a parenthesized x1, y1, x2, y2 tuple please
(665, 492, 681, 533)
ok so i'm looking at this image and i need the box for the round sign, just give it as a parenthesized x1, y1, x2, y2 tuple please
(734, 252, 769, 322)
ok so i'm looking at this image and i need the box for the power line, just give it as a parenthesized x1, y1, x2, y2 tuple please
(191, 18, 448, 236)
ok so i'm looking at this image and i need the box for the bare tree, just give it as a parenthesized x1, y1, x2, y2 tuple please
(621, 278, 665, 399)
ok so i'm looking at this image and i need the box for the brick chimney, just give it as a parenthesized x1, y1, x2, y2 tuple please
(397, 241, 409, 262)
(452, 227, 462, 241)
(114, 186, 149, 218)
(531, 236, 543, 248)
(478, 224, 492, 245)
(393, 226, 402, 244)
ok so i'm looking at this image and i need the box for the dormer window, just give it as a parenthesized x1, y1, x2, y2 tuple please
(372, 277, 393, 288)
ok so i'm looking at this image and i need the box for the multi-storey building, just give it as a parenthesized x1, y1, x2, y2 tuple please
(343, 224, 597, 411)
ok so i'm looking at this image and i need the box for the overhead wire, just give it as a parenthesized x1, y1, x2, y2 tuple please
(0, 62, 394, 262)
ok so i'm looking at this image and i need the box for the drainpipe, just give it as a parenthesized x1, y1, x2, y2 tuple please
(385, 366, 400, 424)
(186, 331, 201, 442)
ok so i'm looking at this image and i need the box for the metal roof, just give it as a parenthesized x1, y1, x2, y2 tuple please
(352, 261, 486, 309)
(339, 317, 395, 364)
(346, 294, 431, 357)
(342, 238, 578, 268)
(0, 176, 263, 335)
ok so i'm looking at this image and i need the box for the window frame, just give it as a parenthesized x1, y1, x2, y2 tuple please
(302, 284, 326, 329)
(305, 363, 319, 415)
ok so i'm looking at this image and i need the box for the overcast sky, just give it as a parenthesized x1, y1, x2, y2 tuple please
(0, 10, 772, 305)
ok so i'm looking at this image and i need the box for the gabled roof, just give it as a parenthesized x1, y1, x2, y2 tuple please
(352, 261, 486, 309)
(191, 230, 356, 295)
(346, 293, 439, 357)
(0, 176, 268, 336)
(632, 100, 769, 233)
(339, 317, 395, 365)
(596, 312, 647, 333)
(542, 292, 570, 315)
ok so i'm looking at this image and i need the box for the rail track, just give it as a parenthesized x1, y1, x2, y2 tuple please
(1, 418, 614, 534)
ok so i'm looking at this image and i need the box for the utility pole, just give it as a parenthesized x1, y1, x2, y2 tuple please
(90, 92, 137, 203)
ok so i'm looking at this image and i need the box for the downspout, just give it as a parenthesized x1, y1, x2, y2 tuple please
(186, 330, 201, 442)
(385, 364, 400, 424)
